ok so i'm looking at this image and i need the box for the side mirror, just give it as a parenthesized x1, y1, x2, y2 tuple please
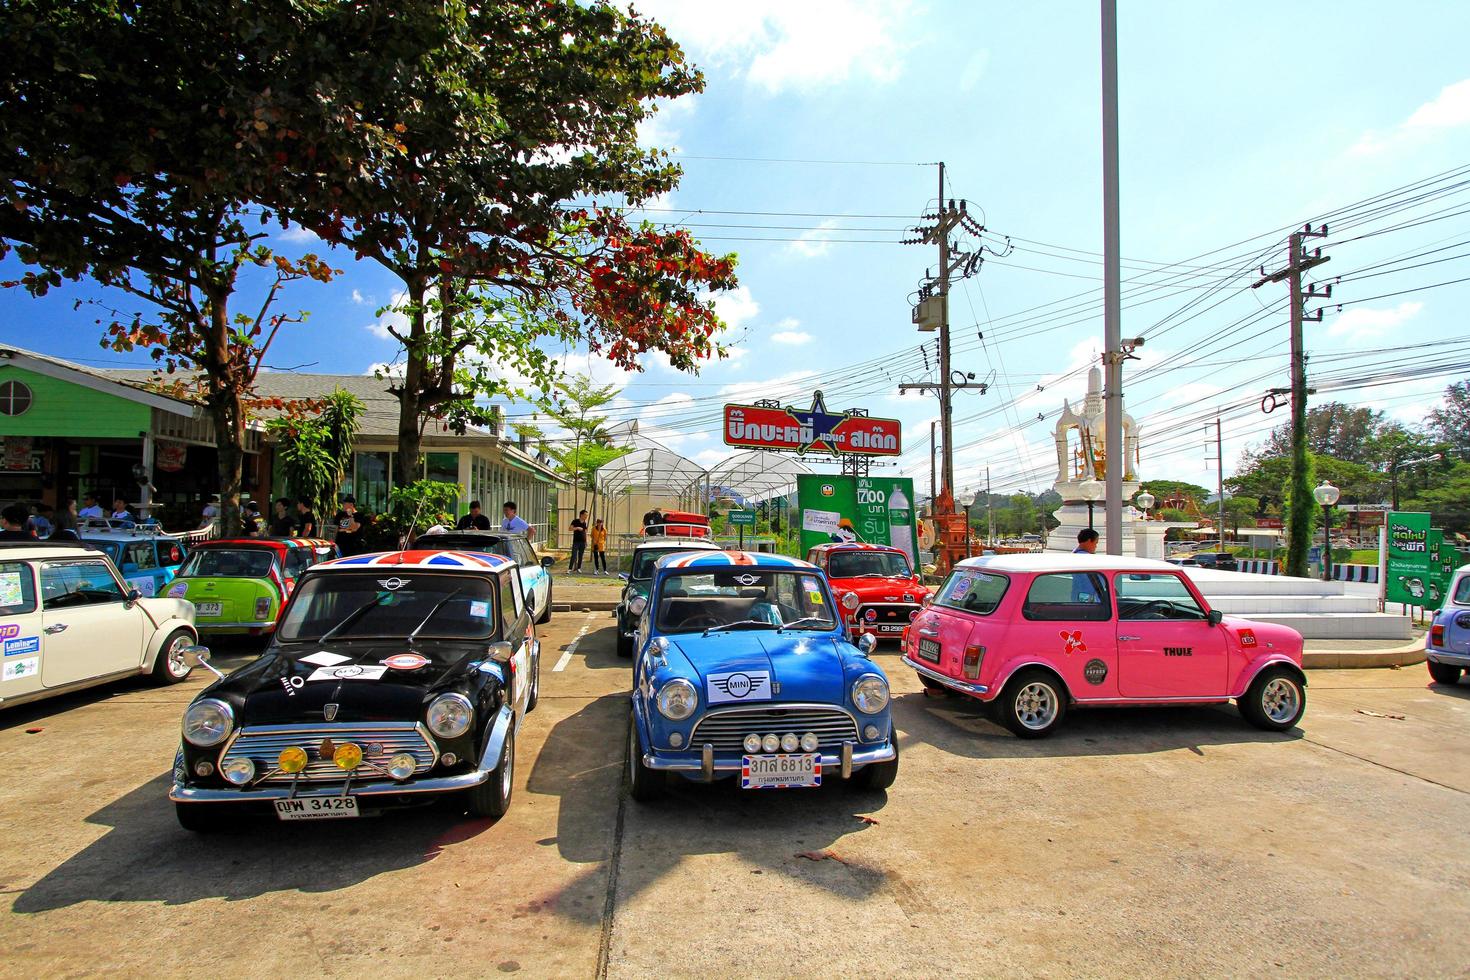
(486, 640, 514, 663)
(125, 588, 143, 606)
(618, 572, 630, 582)
(856, 633, 877, 656)
(183, 644, 224, 679)
(628, 596, 648, 616)
(1208, 609, 1223, 626)
(540, 556, 555, 568)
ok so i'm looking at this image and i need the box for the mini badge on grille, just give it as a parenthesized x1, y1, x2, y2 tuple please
(323, 703, 339, 722)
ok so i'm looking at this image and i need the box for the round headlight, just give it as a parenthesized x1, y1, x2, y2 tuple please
(333, 742, 363, 770)
(800, 732, 819, 752)
(277, 746, 308, 774)
(221, 757, 255, 785)
(761, 733, 780, 753)
(426, 693, 474, 739)
(841, 592, 860, 611)
(852, 674, 890, 714)
(182, 698, 234, 747)
(780, 733, 799, 753)
(743, 734, 762, 753)
(387, 752, 417, 780)
(656, 678, 697, 720)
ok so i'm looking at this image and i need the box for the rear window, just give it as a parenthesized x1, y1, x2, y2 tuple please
(180, 549, 276, 579)
(1454, 575, 1470, 606)
(634, 548, 705, 579)
(1022, 572, 1111, 622)
(0, 561, 37, 615)
(935, 570, 1008, 615)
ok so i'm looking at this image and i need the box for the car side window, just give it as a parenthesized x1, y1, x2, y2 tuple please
(515, 540, 536, 567)
(284, 549, 310, 579)
(125, 540, 158, 570)
(40, 561, 127, 609)
(0, 561, 38, 615)
(1116, 573, 1208, 621)
(498, 573, 518, 635)
(1022, 572, 1111, 622)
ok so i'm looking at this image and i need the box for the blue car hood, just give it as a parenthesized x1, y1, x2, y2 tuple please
(668, 631, 846, 703)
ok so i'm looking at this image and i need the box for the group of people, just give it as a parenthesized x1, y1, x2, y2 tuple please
(568, 509, 608, 574)
(0, 494, 136, 542)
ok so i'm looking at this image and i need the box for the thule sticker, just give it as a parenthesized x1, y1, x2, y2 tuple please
(1163, 647, 1193, 657)
(707, 670, 772, 705)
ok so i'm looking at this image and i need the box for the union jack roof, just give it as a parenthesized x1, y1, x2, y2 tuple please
(319, 549, 516, 571)
(658, 551, 816, 570)
(806, 542, 904, 553)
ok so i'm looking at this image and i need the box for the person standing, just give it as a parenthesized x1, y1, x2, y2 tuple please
(200, 495, 220, 527)
(50, 500, 79, 541)
(78, 494, 104, 520)
(501, 500, 531, 538)
(569, 509, 589, 572)
(333, 495, 367, 556)
(590, 518, 608, 575)
(642, 506, 662, 530)
(26, 503, 53, 539)
(457, 501, 492, 530)
(0, 504, 33, 540)
(1073, 528, 1099, 554)
(296, 499, 317, 538)
(111, 498, 133, 522)
(270, 498, 295, 537)
(241, 500, 262, 537)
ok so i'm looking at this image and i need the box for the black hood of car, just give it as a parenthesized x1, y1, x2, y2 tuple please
(211, 641, 495, 725)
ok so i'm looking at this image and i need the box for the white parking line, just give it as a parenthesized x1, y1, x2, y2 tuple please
(553, 613, 596, 671)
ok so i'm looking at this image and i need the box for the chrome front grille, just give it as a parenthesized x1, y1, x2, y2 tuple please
(856, 603, 920, 625)
(220, 722, 437, 783)
(689, 704, 859, 753)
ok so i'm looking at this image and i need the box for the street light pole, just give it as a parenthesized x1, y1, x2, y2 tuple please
(1313, 480, 1340, 582)
(1101, 0, 1124, 555)
(958, 490, 976, 559)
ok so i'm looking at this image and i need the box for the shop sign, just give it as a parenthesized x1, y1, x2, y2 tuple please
(723, 391, 901, 457)
(1384, 511, 1432, 606)
(156, 441, 187, 473)
(2, 437, 34, 472)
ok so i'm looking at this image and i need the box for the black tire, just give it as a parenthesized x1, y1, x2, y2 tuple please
(175, 802, 240, 833)
(536, 581, 553, 624)
(996, 669, 1068, 739)
(918, 675, 950, 697)
(1427, 660, 1463, 685)
(627, 709, 662, 802)
(466, 729, 514, 818)
(616, 628, 634, 659)
(852, 729, 900, 790)
(526, 648, 541, 712)
(1238, 666, 1307, 731)
(150, 629, 195, 686)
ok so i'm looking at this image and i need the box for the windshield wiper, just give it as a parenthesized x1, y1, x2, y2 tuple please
(405, 589, 464, 647)
(703, 619, 781, 635)
(320, 592, 391, 642)
(777, 617, 830, 631)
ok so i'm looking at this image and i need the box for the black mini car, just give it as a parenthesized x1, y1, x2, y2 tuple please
(170, 549, 540, 831)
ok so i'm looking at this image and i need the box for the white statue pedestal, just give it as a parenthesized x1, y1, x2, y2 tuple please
(1133, 521, 1167, 559)
(1046, 502, 1142, 554)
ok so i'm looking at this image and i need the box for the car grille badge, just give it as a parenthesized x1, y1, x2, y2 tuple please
(323, 702, 339, 722)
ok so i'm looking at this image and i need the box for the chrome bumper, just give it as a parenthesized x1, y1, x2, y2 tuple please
(903, 655, 989, 696)
(1427, 649, 1470, 667)
(642, 740, 895, 780)
(169, 769, 488, 803)
(196, 620, 274, 630)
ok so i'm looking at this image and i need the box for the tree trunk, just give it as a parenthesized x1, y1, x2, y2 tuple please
(394, 278, 428, 491)
(204, 297, 245, 537)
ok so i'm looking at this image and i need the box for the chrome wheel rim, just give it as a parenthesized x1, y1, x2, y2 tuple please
(500, 739, 514, 798)
(1014, 681, 1058, 730)
(166, 635, 191, 677)
(1262, 678, 1300, 723)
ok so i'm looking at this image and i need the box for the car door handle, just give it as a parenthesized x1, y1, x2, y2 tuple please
(917, 627, 940, 637)
(1118, 635, 1142, 642)
(44, 624, 68, 634)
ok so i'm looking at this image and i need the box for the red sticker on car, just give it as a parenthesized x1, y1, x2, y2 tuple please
(1239, 629, 1257, 647)
(1060, 630, 1087, 655)
(382, 653, 431, 671)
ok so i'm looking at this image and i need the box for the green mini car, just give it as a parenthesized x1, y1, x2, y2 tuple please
(614, 537, 722, 657)
(166, 537, 337, 635)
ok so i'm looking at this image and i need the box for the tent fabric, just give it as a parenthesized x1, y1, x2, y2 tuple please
(595, 447, 707, 495)
(707, 451, 812, 503)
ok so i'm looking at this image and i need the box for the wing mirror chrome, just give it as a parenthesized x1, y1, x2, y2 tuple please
(125, 588, 143, 607)
(540, 556, 555, 568)
(1207, 609, 1223, 626)
(856, 633, 877, 657)
(617, 572, 630, 582)
(183, 645, 224, 679)
(486, 641, 514, 663)
(628, 596, 648, 616)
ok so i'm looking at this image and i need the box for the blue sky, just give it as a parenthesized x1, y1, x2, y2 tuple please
(5, 1, 1470, 497)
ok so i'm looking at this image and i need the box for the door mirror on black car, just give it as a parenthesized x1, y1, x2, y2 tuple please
(540, 556, 555, 568)
(1207, 609, 1223, 626)
(486, 641, 514, 663)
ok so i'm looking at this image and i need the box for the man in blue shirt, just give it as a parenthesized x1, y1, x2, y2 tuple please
(501, 500, 532, 539)
(1074, 528, 1099, 554)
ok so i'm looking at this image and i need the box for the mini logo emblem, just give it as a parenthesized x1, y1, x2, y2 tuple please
(377, 577, 408, 591)
(734, 573, 759, 586)
(323, 703, 339, 721)
(712, 672, 756, 698)
(1084, 659, 1108, 685)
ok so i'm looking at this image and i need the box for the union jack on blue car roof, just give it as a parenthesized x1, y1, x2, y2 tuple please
(319, 549, 516, 571)
(656, 551, 815, 570)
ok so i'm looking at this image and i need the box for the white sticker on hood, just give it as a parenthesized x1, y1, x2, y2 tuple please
(300, 651, 353, 667)
(306, 664, 387, 683)
(707, 669, 772, 705)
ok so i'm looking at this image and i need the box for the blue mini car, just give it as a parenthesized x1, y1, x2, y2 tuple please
(77, 523, 189, 597)
(1426, 563, 1470, 685)
(626, 551, 899, 800)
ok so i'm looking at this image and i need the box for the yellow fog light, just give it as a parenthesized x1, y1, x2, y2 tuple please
(278, 746, 308, 774)
(333, 742, 363, 770)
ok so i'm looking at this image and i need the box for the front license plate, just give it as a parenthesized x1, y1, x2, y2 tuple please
(741, 753, 821, 789)
(195, 601, 223, 617)
(273, 796, 359, 821)
(878, 623, 906, 633)
(918, 638, 942, 663)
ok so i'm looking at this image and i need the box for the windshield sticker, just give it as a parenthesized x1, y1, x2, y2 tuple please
(1084, 659, 1108, 685)
(950, 575, 973, 599)
(4, 636, 40, 657)
(707, 670, 773, 705)
(2, 655, 39, 682)
(299, 651, 353, 667)
(377, 577, 410, 591)
(807, 590, 825, 605)
(0, 573, 25, 607)
(469, 600, 490, 619)
(1060, 630, 1087, 655)
(167, 581, 188, 598)
(382, 653, 430, 671)
(307, 664, 388, 683)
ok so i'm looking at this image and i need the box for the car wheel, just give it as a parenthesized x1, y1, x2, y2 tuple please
(1239, 667, 1306, 731)
(536, 581, 553, 624)
(616, 629, 634, 659)
(627, 709, 662, 802)
(997, 669, 1067, 739)
(526, 648, 541, 712)
(918, 675, 950, 697)
(852, 729, 900, 790)
(467, 729, 514, 818)
(150, 629, 194, 686)
(175, 802, 241, 833)
(1427, 660, 1463, 685)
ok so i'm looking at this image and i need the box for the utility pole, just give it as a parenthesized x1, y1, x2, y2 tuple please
(984, 466, 992, 546)
(937, 161, 954, 498)
(929, 421, 937, 510)
(1100, 0, 1124, 555)
(1253, 225, 1330, 576)
(1215, 413, 1225, 548)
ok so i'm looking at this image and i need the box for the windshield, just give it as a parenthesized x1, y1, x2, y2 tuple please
(180, 549, 276, 579)
(654, 570, 837, 634)
(634, 548, 708, 580)
(1455, 575, 1470, 606)
(82, 541, 123, 564)
(278, 573, 498, 643)
(416, 533, 510, 557)
(935, 569, 1009, 615)
(828, 551, 911, 579)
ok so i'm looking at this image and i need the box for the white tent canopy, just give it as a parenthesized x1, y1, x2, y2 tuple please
(596, 447, 707, 497)
(708, 450, 812, 503)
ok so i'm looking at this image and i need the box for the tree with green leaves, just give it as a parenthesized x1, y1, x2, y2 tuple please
(263, 389, 364, 523)
(1428, 379, 1470, 457)
(544, 374, 622, 515)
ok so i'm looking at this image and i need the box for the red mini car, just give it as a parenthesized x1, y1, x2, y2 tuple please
(806, 542, 931, 642)
(903, 553, 1306, 738)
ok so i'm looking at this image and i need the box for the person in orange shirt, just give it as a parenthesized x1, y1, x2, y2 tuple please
(590, 518, 609, 575)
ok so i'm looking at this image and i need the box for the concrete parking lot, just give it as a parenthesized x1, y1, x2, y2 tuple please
(2, 612, 1469, 978)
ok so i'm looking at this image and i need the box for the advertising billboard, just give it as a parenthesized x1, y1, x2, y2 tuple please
(796, 475, 917, 566)
(1384, 511, 1432, 606)
(724, 392, 901, 457)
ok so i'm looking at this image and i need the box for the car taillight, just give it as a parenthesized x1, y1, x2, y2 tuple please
(1431, 624, 1445, 646)
(962, 644, 984, 679)
(255, 596, 271, 619)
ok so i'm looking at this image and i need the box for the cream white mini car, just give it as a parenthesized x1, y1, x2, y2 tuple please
(0, 541, 203, 710)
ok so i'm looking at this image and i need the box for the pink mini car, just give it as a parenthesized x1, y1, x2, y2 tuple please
(902, 554, 1307, 738)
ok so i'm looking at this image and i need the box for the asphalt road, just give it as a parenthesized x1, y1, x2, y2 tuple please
(2, 612, 1469, 978)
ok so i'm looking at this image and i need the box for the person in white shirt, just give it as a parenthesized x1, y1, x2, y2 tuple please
(111, 498, 134, 522)
(78, 494, 105, 520)
(500, 500, 532, 539)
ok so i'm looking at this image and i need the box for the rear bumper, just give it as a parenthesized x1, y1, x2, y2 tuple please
(196, 619, 275, 632)
(1427, 649, 1470, 667)
(170, 769, 488, 803)
(642, 741, 895, 780)
(903, 655, 990, 697)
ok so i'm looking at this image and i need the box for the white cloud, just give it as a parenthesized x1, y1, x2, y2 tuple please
(277, 224, 320, 244)
(787, 218, 841, 259)
(637, 0, 914, 94)
(365, 289, 410, 341)
(712, 285, 760, 330)
(1351, 78, 1470, 156)
(1326, 301, 1423, 343)
(769, 318, 813, 345)
(718, 369, 820, 403)
(636, 96, 696, 153)
(351, 289, 367, 305)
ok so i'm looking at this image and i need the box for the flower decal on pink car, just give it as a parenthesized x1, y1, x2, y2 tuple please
(1060, 630, 1087, 655)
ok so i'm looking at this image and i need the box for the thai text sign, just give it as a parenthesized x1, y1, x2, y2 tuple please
(726, 509, 756, 527)
(1384, 511, 1432, 606)
(723, 391, 901, 456)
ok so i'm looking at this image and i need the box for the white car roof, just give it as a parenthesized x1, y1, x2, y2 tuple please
(633, 538, 722, 552)
(0, 542, 102, 560)
(954, 552, 1186, 575)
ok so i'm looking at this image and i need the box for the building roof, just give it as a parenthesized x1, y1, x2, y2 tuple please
(955, 553, 1180, 575)
(0, 345, 203, 416)
(658, 551, 816, 570)
(321, 549, 516, 572)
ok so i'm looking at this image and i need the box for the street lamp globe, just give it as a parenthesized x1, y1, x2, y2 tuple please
(958, 490, 977, 508)
(1312, 481, 1340, 507)
(1078, 478, 1104, 502)
(1135, 490, 1155, 512)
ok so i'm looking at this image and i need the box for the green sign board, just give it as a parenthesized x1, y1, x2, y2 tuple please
(1427, 528, 1456, 610)
(726, 509, 756, 527)
(1385, 511, 1432, 605)
(796, 475, 918, 566)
